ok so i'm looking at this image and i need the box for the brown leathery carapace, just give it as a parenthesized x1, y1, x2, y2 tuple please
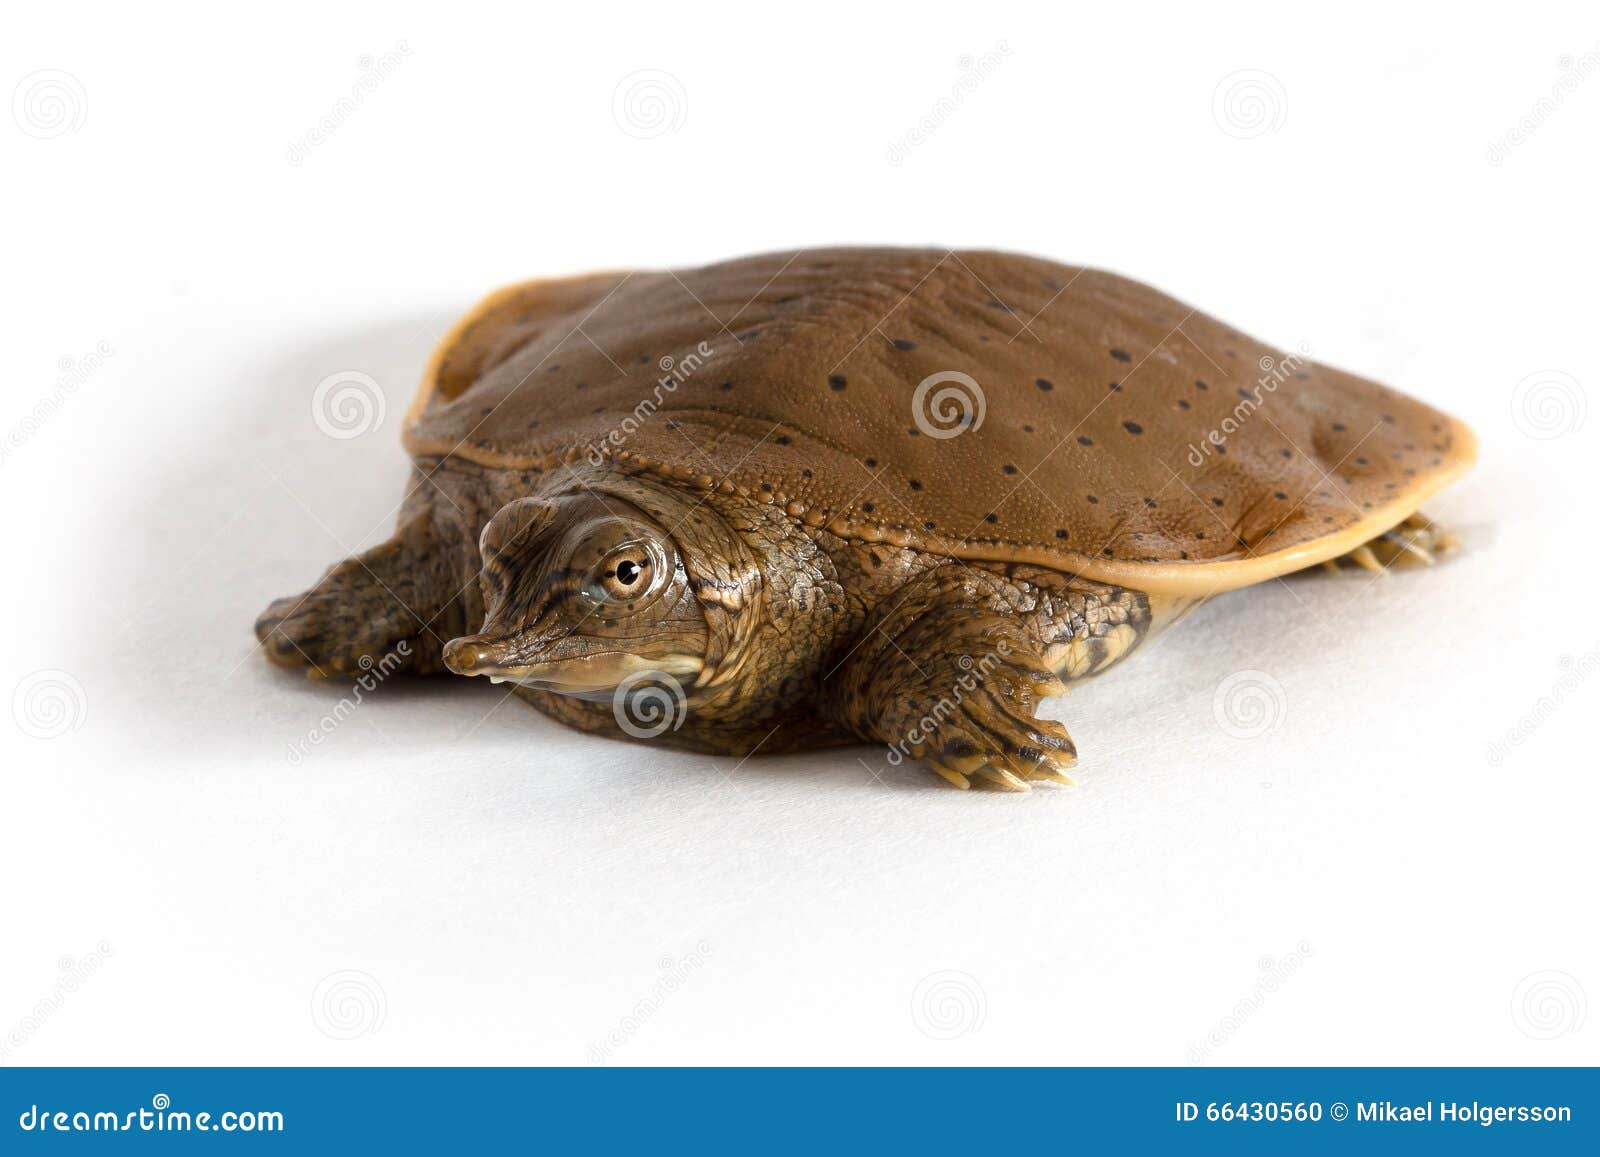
(256, 248, 1477, 791)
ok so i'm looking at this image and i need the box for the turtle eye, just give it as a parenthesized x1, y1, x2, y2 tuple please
(587, 541, 666, 603)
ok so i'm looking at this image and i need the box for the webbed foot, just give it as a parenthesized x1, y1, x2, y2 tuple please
(827, 564, 1109, 792)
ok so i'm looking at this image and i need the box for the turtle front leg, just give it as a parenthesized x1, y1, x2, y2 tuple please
(825, 563, 1151, 791)
(256, 506, 476, 678)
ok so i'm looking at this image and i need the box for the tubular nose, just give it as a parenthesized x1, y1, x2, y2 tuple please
(443, 637, 495, 675)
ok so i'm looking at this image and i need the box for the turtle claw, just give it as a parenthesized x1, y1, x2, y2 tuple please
(927, 762, 973, 791)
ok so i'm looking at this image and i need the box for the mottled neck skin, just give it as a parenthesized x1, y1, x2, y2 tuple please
(418, 456, 1159, 757)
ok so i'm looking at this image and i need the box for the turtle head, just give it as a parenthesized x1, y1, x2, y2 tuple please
(442, 493, 710, 698)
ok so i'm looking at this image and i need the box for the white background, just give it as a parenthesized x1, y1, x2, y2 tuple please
(2, 1, 1596, 1065)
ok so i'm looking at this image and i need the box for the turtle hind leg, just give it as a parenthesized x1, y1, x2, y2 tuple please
(256, 509, 473, 678)
(1323, 511, 1460, 574)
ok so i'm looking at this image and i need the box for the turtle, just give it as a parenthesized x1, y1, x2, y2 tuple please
(256, 248, 1477, 791)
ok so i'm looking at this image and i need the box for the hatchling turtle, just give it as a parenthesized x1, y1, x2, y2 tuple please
(256, 248, 1476, 790)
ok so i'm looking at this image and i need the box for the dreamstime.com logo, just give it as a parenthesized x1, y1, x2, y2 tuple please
(586, 341, 716, 465)
(589, 942, 713, 1063)
(612, 671, 689, 739)
(1487, 44, 1600, 166)
(612, 70, 687, 139)
(312, 370, 387, 440)
(17, 1094, 283, 1134)
(285, 42, 412, 165)
(0, 942, 114, 1064)
(885, 42, 1012, 166)
(1211, 669, 1287, 741)
(1485, 644, 1600, 766)
(1185, 345, 1311, 467)
(910, 970, 987, 1040)
(1188, 942, 1315, 1064)
(1509, 369, 1586, 440)
(884, 643, 1010, 766)
(11, 669, 88, 740)
(12, 69, 87, 139)
(310, 970, 388, 1040)
(285, 642, 410, 764)
(911, 371, 986, 440)
(1, 340, 114, 467)
(1510, 970, 1587, 1040)
(1212, 70, 1287, 139)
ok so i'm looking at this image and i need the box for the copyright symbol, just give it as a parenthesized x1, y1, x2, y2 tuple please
(1331, 1102, 1348, 1121)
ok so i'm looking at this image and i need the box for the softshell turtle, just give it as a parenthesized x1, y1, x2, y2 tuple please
(257, 248, 1476, 790)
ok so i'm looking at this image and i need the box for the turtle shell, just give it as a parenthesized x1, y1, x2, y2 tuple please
(404, 248, 1476, 596)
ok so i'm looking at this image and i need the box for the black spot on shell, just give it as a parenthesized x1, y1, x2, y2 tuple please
(865, 458, 878, 468)
(892, 338, 917, 351)
(719, 381, 734, 392)
(1036, 378, 1054, 391)
(1211, 497, 1224, 507)
(802, 468, 813, 479)
(1274, 491, 1287, 500)
(1195, 379, 1210, 391)
(909, 479, 922, 491)
(1086, 495, 1099, 504)
(759, 482, 772, 491)
(1055, 529, 1068, 539)
(1077, 436, 1093, 446)
(860, 502, 874, 513)
(1143, 497, 1156, 508)
(1331, 422, 1347, 432)
(1110, 348, 1132, 363)
(775, 435, 791, 445)
(1109, 381, 1123, 392)
(984, 513, 998, 524)
(1123, 421, 1143, 435)
(1002, 464, 1018, 475)
(924, 520, 935, 529)
(1355, 456, 1369, 466)
(1195, 531, 1206, 540)
(1278, 448, 1292, 458)
(1177, 399, 1191, 409)
(828, 375, 847, 391)
(1022, 424, 1035, 433)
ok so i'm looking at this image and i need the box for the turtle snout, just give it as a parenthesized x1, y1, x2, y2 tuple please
(442, 637, 498, 676)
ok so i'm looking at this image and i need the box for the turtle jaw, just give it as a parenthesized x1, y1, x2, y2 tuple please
(441, 638, 702, 697)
